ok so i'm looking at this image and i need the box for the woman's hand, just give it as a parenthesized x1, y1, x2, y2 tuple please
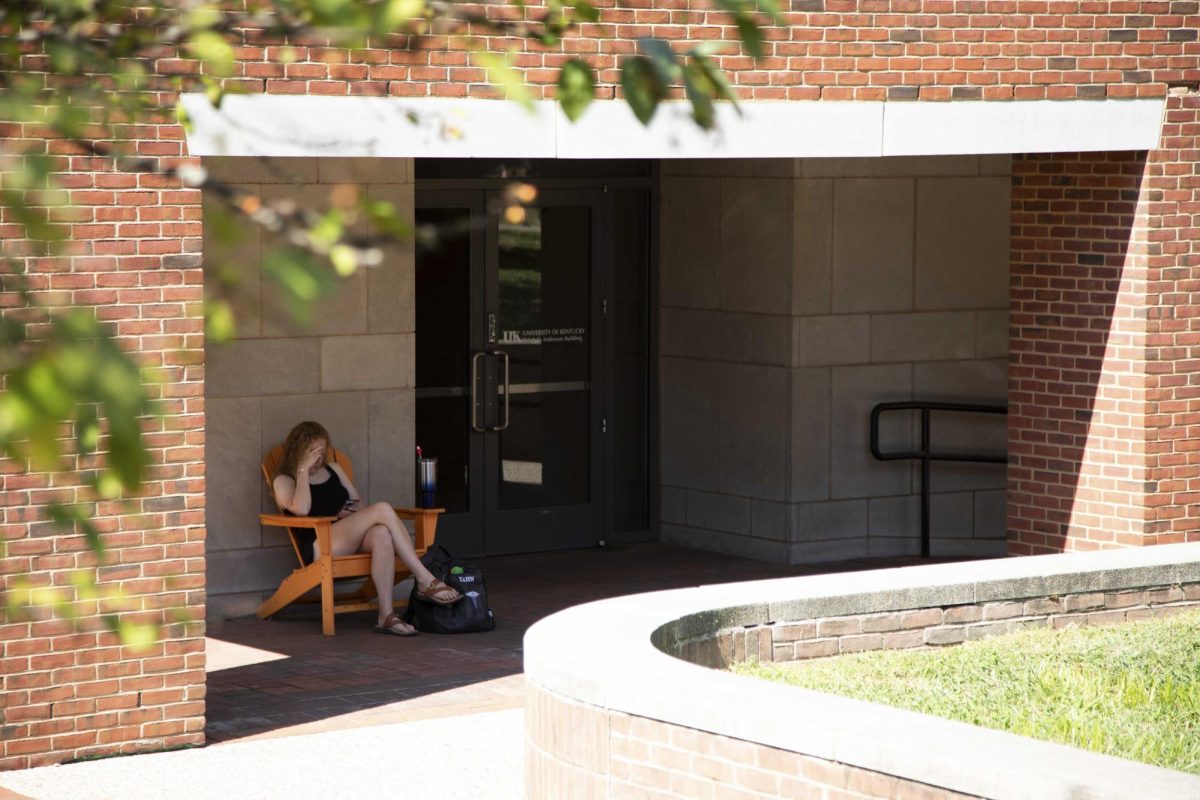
(300, 443, 324, 473)
(336, 499, 360, 520)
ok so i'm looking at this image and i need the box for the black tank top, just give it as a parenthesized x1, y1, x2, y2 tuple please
(305, 467, 350, 517)
(286, 467, 350, 564)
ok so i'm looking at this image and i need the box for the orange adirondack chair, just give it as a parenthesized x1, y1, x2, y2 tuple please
(256, 444, 443, 635)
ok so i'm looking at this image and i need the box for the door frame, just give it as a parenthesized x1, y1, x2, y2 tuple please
(481, 187, 607, 555)
(415, 166, 659, 556)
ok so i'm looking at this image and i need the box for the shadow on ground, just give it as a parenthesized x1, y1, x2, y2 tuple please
(204, 543, 967, 743)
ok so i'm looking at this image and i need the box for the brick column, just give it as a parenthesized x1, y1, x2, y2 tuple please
(0, 124, 207, 768)
(1009, 90, 1200, 555)
(1143, 90, 1200, 546)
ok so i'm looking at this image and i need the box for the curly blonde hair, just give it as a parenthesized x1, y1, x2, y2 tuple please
(277, 421, 332, 479)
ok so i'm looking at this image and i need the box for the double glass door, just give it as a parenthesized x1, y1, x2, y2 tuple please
(416, 189, 606, 556)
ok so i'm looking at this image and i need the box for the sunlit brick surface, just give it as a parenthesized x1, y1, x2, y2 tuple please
(1009, 93, 1200, 554)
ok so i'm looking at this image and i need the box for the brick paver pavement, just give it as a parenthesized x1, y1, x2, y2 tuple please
(205, 542, 961, 743)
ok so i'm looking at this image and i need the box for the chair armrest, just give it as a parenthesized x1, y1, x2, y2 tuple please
(260, 513, 336, 528)
(260, 514, 336, 561)
(392, 507, 443, 551)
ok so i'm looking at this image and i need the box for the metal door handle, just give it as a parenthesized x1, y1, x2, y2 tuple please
(492, 350, 510, 431)
(470, 351, 486, 432)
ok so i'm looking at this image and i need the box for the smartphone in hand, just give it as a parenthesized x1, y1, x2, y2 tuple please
(337, 499, 360, 520)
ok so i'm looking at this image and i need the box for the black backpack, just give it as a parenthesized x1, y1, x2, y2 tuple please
(402, 545, 495, 634)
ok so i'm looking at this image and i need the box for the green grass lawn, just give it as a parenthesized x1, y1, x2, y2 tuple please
(733, 609, 1200, 774)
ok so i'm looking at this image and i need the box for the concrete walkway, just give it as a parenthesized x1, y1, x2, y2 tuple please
(1, 709, 523, 800)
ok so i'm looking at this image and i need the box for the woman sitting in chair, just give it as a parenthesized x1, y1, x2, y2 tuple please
(273, 421, 462, 637)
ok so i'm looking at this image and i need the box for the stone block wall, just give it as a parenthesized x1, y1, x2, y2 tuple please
(1009, 90, 1200, 555)
(202, 156, 416, 621)
(659, 157, 1010, 564)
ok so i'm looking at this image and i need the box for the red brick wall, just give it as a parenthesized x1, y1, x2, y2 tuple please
(0, 144, 206, 767)
(207, 3, 1200, 101)
(1144, 91, 1200, 546)
(672, 584, 1200, 666)
(1009, 90, 1200, 554)
(526, 683, 979, 800)
(1008, 148, 1150, 554)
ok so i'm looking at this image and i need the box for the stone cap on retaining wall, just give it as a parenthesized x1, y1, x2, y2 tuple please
(523, 543, 1200, 800)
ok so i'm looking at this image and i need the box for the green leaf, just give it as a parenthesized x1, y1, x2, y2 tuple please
(115, 619, 158, 653)
(683, 68, 716, 130)
(48, 503, 104, 556)
(106, 416, 148, 490)
(50, 99, 90, 139)
(76, 404, 100, 454)
(263, 247, 338, 324)
(735, 15, 765, 59)
(364, 199, 410, 239)
(205, 298, 236, 343)
(691, 49, 742, 113)
(754, 0, 785, 24)
(329, 244, 359, 277)
(93, 470, 124, 501)
(184, 5, 223, 31)
(201, 77, 225, 109)
(621, 57, 667, 125)
(638, 38, 681, 86)
(711, 0, 770, 58)
(174, 99, 193, 134)
(309, 210, 345, 249)
(26, 358, 73, 417)
(474, 52, 535, 112)
(0, 392, 34, 442)
(567, 0, 600, 22)
(558, 59, 595, 122)
(46, 41, 81, 75)
(378, 0, 426, 29)
(185, 31, 235, 78)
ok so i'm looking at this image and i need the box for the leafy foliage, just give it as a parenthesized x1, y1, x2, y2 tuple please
(0, 307, 154, 500)
(558, 59, 596, 122)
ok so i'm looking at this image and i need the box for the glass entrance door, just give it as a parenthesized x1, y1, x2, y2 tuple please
(416, 189, 605, 556)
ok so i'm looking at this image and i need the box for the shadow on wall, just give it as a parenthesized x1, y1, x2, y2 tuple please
(1009, 151, 1149, 555)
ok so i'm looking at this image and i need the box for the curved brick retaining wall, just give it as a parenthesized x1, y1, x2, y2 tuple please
(524, 543, 1200, 799)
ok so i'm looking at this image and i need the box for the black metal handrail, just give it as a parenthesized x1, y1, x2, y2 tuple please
(870, 401, 1007, 558)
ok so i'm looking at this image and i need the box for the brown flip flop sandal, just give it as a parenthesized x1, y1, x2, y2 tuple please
(415, 578, 463, 606)
(373, 612, 417, 636)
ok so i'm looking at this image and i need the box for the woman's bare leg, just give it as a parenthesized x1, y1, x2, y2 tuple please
(336, 502, 440, 586)
(362, 526, 397, 624)
(329, 515, 416, 631)
(331, 503, 459, 602)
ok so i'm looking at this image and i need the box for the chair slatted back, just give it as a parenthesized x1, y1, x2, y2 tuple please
(261, 444, 355, 566)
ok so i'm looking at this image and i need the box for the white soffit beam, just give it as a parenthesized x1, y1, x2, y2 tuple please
(180, 94, 558, 158)
(881, 98, 1165, 155)
(556, 101, 883, 158)
(181, 94, 1166, 159)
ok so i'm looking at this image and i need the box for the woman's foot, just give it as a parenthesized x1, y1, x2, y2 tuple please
(373, 612, 417, 636)
(416, 578, 463, 606)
